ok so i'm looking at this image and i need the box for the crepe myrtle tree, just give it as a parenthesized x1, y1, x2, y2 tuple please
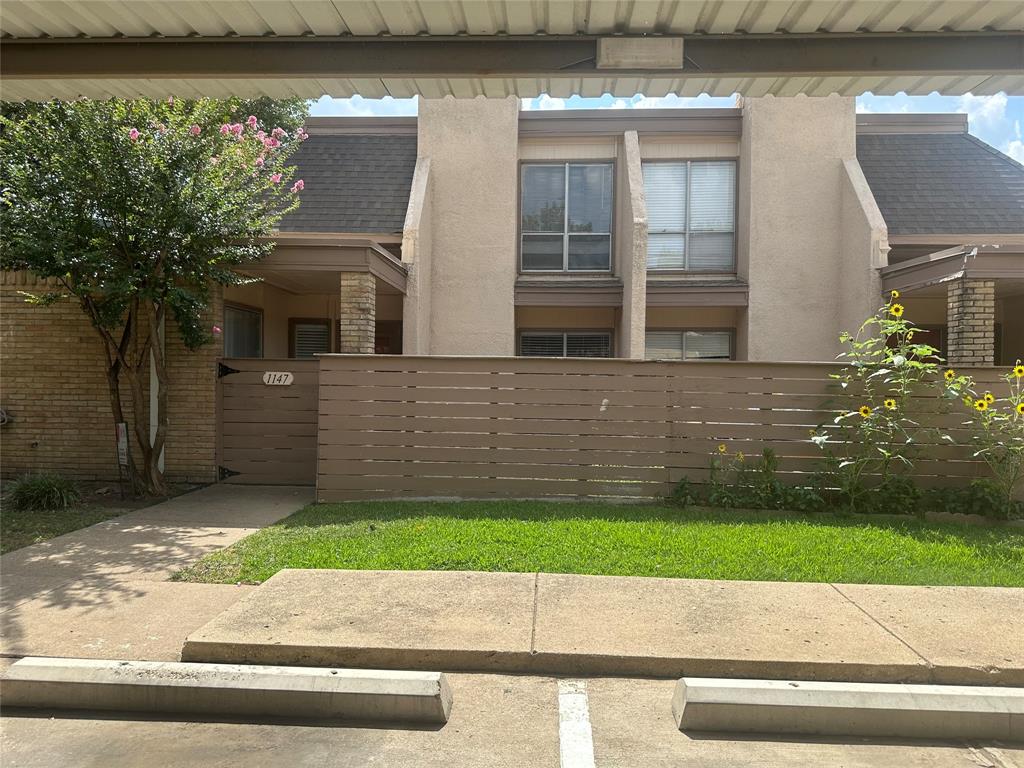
(0, 97, 309, 494)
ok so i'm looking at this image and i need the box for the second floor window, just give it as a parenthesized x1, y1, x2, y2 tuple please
(643, 160, 736, 271)
(521, 162, 613, 272)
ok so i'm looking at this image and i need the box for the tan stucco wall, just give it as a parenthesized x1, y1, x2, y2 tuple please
(618, 130, 647, 359)
(401, 157, 432, 354)
(646, 307, 739, 328)
(418, 96, 520, 355)
(838, 158, 889, 339)
(639, 136, 739, 160)
(739, 95, 857, 362)
(516, 306, 619, 329)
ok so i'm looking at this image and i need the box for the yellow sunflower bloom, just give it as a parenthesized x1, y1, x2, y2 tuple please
(984, 392, 995, 404)
(974, 399, 988, 412)
(1017, 403, 1024, 416)
(944, 369, 956, 381)
(717, 444, 727, 454)
(858, 405, 872, 418)
(883, 398, 897, 410)
(889, 304, 905, 318)
(1015, 365, 1024, 379)
(890, 290, 900, 300)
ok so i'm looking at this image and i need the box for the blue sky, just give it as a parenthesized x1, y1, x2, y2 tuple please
(310, 92, 1024, 164)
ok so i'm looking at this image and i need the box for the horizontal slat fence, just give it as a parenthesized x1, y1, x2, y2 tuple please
(316, 355, 1006, 502)
(218, 358, 319, 485)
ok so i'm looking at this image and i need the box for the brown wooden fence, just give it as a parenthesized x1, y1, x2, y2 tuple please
(316, 355, 1006, 502)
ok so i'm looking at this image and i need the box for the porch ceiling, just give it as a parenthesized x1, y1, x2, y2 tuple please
(2, 1, 1022, 99)
(880, 245, 1024, 295)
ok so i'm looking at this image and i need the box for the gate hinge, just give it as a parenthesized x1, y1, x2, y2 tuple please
(217, 362, 241, 379)
(218, 465, 241, 480)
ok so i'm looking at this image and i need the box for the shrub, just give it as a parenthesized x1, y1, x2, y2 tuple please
(667, 477, 697, 507)
(706, 446, 824, 513)
(5, 473, 81, 511)
(921, 480, 1022, 520)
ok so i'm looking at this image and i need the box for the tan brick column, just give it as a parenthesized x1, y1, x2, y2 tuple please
(338, 271, 376, 354)
(947, 278, 995, 366)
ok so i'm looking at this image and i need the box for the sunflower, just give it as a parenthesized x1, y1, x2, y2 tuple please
(889, 304, 905, 318)
(1015, 365, 1024, 379)
(890, 290, 900, 300)
(858, 405, 872, 418)
(984, 392, 995, 404)
(717, 444, 727, 454)
(944, 369, 956, 382)
(1017, 403, 1024, 416)
(883, 398, 897, 410)
(974, 399, 988, 412)
(963, 395, 974, 407)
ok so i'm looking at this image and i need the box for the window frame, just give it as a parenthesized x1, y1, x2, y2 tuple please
(223, 302, 264, 359)
(517, 329, 616, 358)
(288, 317, 332, 359)
(644, 327, 735, 361)
(519, 160, 616, 274)
(642, 158, 738, 273)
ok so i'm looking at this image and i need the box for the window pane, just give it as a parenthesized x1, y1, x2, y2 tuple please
(685, 331, 731, 360)
(521, 165, 565, 233)
(688, 232, 735, 270)
(522, 235, 564, 270)
(568, 164, 612, 233)
(690, 161, 736, 232)
(566, 333, 612, 358)
(294, 322, 329, 358)
(643, 163, 687, 232)
(520, 333, 565, 357)
(645, 331, 684, 360)
(224, 306, 262, 358)
(647, 234, 686, 270)
(567, 234, 611, 271)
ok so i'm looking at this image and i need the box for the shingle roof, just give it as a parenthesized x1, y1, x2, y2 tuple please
(278, 134, 417, 234)
(856, 132, 1024, 236)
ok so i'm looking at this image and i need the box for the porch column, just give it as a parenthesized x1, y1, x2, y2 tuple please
(947, 278, 995, 366)
(338, 272, 376, 354)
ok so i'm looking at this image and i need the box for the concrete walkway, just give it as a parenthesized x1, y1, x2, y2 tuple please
(0, 485, 311, 661)
(183, 569, 1024, 686)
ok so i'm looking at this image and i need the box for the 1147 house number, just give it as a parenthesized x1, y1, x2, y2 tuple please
(262, 371, 294, 386)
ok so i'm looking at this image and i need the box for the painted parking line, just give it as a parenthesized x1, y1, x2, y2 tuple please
(558, 679, 596, 768)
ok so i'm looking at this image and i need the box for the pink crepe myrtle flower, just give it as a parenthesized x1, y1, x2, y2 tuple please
(271, 127, 287, 139)
(246, 115, 258, 129)
(168, 96, 174, 106)
(128, 127, 140, 141)
(270, 173, 282, 184)
(256, 130, 266, 141)
(230, 123, 244, 136)
(263, 137, 280, 149)
(255, 156, 265, 168)
(290, 179, 305, 193)
(189, 124, 201, 136)
(212, 325, 222, 335)
(219, 124, 231, 135)
(297, 128, 309, 141)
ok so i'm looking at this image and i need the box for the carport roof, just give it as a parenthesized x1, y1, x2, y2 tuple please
(857, 130, 1024, 237)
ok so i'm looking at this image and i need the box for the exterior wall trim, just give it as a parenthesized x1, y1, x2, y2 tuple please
(514, 279, 623, 306)
(248, 242, 408, 293)
(303, 116, 417, 135)
(519, 108, 742, 138)
(645, 281, 749, 306)
(880, 246, 1024, 293)
(855, 113, 968, 134)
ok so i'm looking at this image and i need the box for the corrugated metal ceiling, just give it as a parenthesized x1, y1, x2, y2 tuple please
(3, 1, 1022, 38)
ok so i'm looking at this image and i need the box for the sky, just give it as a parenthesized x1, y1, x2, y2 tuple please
(310, 92, 1024, 164)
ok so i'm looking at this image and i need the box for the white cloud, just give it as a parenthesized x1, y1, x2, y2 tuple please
(629, 93, 736, 109)
(309, 95, 418, 117)
(521, 94, 566, 111)
(1006, 120, 1024, 164)
(957, 93, 1008, 130)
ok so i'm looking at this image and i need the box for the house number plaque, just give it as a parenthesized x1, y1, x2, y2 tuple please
(262, 371, 294, 386)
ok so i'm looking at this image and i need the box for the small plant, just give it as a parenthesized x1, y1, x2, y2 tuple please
(953, 361, 1024, 518)
(5, 473, 81, 511)
(920, 480, 1021, 519)
(811, 291, 960, 512)
(667, 477, 697, 507)
(706, 445, 823, 512)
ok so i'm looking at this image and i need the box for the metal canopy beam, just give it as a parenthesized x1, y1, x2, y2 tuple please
(2, 33, 1022, 99)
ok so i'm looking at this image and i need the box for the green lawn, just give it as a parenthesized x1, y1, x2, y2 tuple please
(173, 501, 1024, 587)
(1, 505, 129, 554)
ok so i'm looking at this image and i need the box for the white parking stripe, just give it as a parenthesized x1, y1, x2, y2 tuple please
(558, 679, 597, 768)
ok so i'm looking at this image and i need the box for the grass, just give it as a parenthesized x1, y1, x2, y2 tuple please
(173, 500, 1024, 587)
(1, 504, 129, 554)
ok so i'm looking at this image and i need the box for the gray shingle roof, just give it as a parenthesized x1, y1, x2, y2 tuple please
(856, 132, 1024, 236)
(278, 134, 417, 234)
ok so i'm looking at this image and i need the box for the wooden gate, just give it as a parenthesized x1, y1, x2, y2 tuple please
(216, 358, 319, 485)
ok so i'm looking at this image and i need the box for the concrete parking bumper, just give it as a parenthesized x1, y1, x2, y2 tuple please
(0, 657, 453, 725)
(672, 677, 1024, 740)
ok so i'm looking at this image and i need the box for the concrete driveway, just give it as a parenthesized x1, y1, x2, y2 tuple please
(0, 485, 311, 661)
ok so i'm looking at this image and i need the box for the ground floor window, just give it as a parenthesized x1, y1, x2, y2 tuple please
(289, 318, 331, 358)
(518, 331, 613, 358)
(224, 304, 263, 358)
(645, 329, 732, 360)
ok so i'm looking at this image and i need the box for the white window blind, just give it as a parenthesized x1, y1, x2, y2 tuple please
(644, 330, 732, 360)
(642, 160, 736, 271)
(520, 332, 612, 358)
(293, 322, 329, 358)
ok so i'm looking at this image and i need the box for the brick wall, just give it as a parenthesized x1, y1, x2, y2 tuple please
(338, 272, 376, 354)
(1, 271, 219, 483)
(947, 278, 995, 367)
